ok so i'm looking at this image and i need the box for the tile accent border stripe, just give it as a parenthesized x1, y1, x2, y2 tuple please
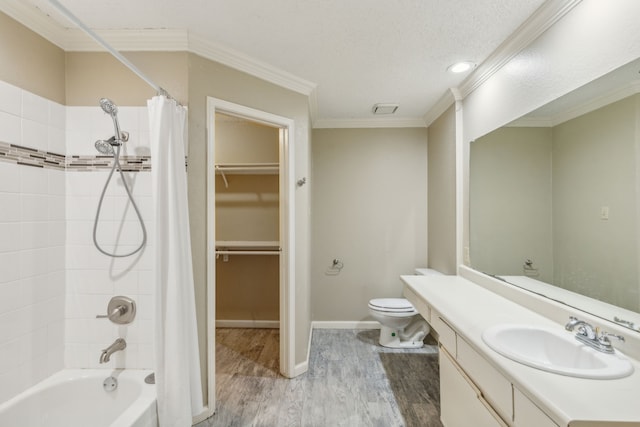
(0, 141, 152, 172)
(0, 142, 66, 170)
(67, 154, 151, 172)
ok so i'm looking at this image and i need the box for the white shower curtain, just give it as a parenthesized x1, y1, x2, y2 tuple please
(149, 96, 204, 427)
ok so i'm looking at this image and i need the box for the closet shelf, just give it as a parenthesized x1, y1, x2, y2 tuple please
(215, 240, 281, 257)
(215, 163, 279, 188)
(215, 240, 280, 249)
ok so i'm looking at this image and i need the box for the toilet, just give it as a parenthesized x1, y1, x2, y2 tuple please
(368, 268, 442, 349)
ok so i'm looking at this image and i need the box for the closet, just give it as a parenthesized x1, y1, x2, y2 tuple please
(214, 112, 280, 329)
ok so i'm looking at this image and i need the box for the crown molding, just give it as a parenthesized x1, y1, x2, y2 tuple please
(313, 117, 426, 129)
(423, 88, 462, 127)
(62, 28, 190, 51)
(0, 1, 316, 97)
(0, 0, 68, 48)
(188, 33, 316, 96)
(508, 80, 640, 127)
(458, 0, 583, 99)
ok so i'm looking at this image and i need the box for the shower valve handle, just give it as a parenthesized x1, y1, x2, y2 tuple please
(96, 305, 126, 320)
(96, 296, 136, 325)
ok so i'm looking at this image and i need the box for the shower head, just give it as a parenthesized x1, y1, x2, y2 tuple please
(95, 137, 115, 155)
(99, 98, 118, 116)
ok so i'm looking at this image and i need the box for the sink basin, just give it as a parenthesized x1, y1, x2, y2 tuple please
(482, 324, 634, 379)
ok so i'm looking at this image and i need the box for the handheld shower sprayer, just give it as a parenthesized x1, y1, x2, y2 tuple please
(99, 98, 128, 144)
(93, 97, 147, 258)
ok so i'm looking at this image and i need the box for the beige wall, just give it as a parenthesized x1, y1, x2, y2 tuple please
(187, 53, 311, 367)
(470, 127, 553, 282)
(552, 95, 639, 310)
(0, 12, 65, 103)
(311, 128, 427, 321)
(214, 116, 280, 321)
(65, 51, 188, 106)
(427, 105, 457, 274)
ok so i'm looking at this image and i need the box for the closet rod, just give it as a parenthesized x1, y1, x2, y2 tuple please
(215, 250, 281, 255)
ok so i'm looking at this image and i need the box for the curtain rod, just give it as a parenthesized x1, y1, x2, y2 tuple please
(48, 0, 173, 101)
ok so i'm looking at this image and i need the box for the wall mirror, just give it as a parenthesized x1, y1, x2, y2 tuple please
(469, 56, 640, 333)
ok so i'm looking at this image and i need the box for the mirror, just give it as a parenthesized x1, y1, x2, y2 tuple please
(470, 57, 640, 333)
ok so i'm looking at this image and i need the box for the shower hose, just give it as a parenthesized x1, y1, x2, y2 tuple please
(93, 143, 147, 257)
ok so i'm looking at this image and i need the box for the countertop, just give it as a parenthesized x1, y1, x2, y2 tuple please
(401, 274, 640, 426)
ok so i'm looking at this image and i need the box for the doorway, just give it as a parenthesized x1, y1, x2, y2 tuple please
(204, 97, 295, 417)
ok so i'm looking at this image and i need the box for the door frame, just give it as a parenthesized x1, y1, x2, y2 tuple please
(202, 96, 296, 417)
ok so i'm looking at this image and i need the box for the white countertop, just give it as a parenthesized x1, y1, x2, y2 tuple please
(401, 274, 640, 426)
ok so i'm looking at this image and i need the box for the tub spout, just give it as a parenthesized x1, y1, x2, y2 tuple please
(100, 338, 126, 364)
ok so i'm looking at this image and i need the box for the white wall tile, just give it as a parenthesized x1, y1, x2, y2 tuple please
(0, 111, 22, 145)
(20, 221, 49, 250)
(0, 364, 29, 404)
(48, 221, 66, 247)
(0, 280, 24, 314)
(0, 81, 22, 116)
(20, 166, 49, 195)
(138, 270, 155, 295)
(48, 101, 66, 129)
(67, 195, 104, 221)
(22, 119, 48, 152)
(64, 343, 88, 368)
(19, 248, 50, 279)
(22, 91, 49, 124)
(0, 337, 26, 375)
(0, 162, 21, 193)
(48, 170, 66, 196)
(47, 344, 65, 375)
(0, 193, 22, 222)
(48, 126, 66, 155)
(21, 194, 49, 222)
(0, 223, 21, 252)
(0, 307, 29, 343)
(66, 107, 112, 155)
(48, 195, 66, 221)
(0, 252, 20, 284)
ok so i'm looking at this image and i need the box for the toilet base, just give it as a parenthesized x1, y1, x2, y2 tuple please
(378, 325, 425, 349)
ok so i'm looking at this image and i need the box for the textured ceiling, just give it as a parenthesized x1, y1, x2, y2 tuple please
(12, 0, 547, 124)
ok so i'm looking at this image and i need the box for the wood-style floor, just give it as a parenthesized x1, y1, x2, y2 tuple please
(195, 328, 442, 427)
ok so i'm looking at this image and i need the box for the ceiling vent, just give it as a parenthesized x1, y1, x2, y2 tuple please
(372, 103, 399, 115)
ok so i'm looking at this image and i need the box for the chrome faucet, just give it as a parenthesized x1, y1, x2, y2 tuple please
(100, 338, 126, 364)
(565, 316, 624, 353)
(565, 316, 596, 339)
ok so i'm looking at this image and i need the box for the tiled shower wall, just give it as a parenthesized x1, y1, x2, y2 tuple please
(65, 106, 154, 370)
(0, 80, 155, 403)
(0, 81, 66, 403)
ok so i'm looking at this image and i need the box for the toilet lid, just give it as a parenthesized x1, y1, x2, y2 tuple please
(369, 298, 415, 312)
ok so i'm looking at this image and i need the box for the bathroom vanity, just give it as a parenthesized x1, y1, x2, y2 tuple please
(401, 273, 640, 427)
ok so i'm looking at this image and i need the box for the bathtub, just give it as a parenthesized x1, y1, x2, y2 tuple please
(0, 369, 157, 427)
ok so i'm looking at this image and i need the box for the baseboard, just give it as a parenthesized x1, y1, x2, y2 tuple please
(216, 320, 279, 328)
(311, 320, 381, 329)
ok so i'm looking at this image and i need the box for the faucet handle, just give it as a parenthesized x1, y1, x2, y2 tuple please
(96, 296, 136, 325)
(598, 331, 625, 347)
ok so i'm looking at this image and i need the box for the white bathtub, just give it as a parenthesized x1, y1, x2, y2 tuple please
(0, 369, 157, 427)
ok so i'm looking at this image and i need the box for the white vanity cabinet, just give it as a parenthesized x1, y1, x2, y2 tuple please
(430, 308, 559, 427)
(440, 346, 508, 427)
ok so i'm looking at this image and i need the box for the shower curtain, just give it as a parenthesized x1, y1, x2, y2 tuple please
(149, 96, 204, 426)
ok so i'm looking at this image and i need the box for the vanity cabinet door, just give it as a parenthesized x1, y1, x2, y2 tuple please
(432, 309, 457, 357)
(457, 336, 513, 422)
(440, 348, 508, 427)
(513, 388, 559, 427)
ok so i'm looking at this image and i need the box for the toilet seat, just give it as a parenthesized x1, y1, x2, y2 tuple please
(368, 298, 416, 314)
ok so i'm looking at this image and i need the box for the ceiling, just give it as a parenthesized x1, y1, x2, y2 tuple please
(1, 0, 562, 127)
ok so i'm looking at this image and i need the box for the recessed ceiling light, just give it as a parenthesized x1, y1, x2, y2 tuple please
(372, 103, 399, 115)
(447, 61, 476, 73)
